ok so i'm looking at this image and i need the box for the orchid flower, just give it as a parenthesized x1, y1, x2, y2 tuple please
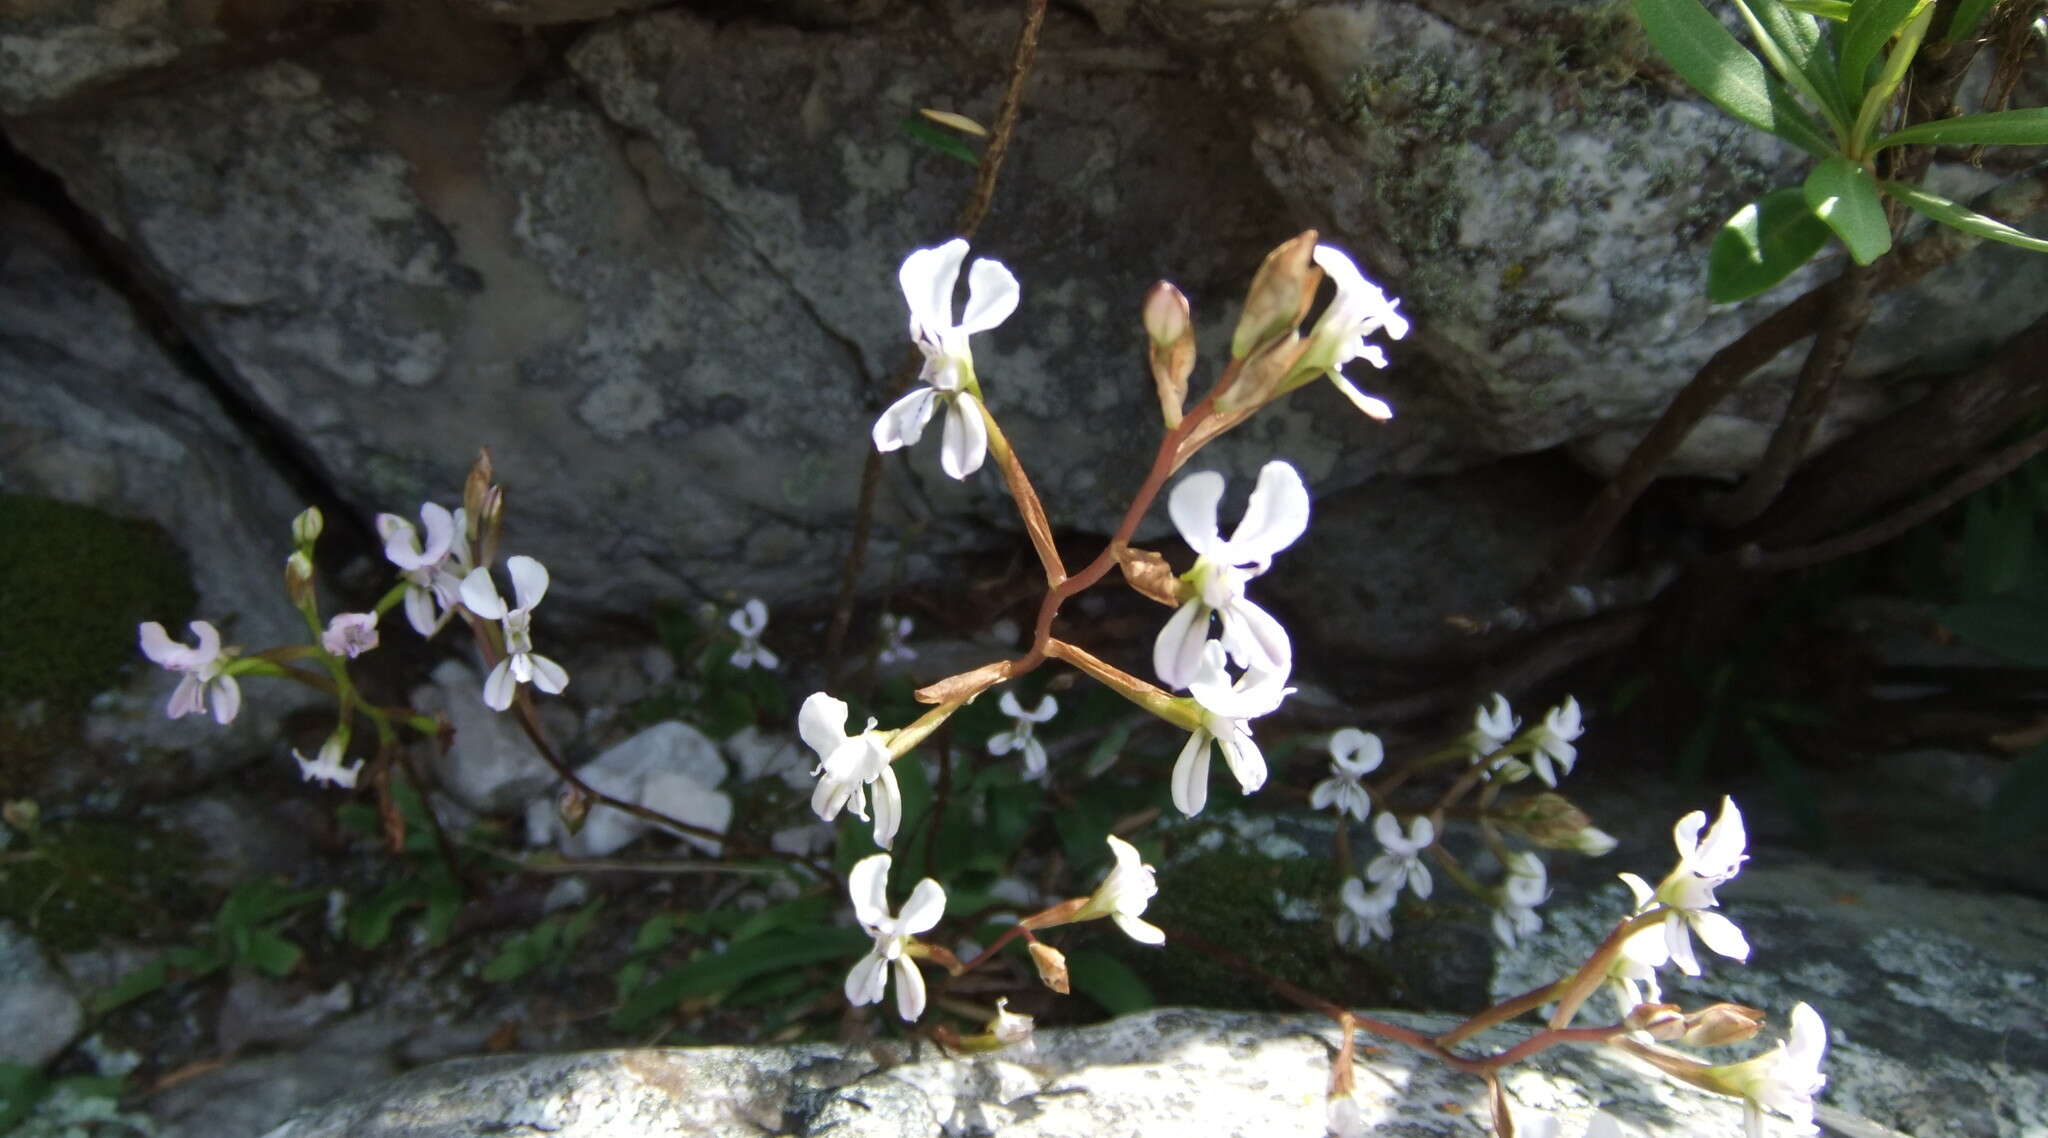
(844, 854, 946, 1021)
(1153, 461, 1309, 691)
(1293, 244, 1409, 419)
(1491, 850, 1549, 948)
(458, 556, 569, 711)
(1526, 695, 1584, 787)
(1466, 693, 1519, 766)
(1366, 812, 1435, 900)
(878, 613, 917, 665)
(376, 503, 471, 637)
(1170, 642, 1292, 817)
(137, 620, 240, 725)
(988, 690, 1058, 779)
(321, 612, 379, 659)
(1075, 835, 1165, 944)
(1707, 1003, 1828, 1138)
(1310, 727, 1381, 823)
(1336, 875, 1399, 947)
(727, 598, 777, 670)
(799, 692, 901, 848)
(294, 735, 363, 789)
(872, 239, 1019, 479)
(1619, 797, 1751, 976)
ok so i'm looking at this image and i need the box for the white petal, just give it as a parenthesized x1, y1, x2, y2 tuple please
(1151, 601, 1210, 691)
(1407, 815, 1435, 848)
(1406, 860, 1434, 899)
(1695, 797, 1748, 876)
(1217, 723, 1267, 793)
(1113, 914, 1166, 945)
(137, 622, 179, 666)
(899, 240, 968, 335)
(1372, 810, 1405, 851)
(507, 555, 549, 612)
(892, 954, 927, 1021)
(404, 586, 439, 637)
(527, 654, 570, 694)
(1689, 910, 1751, 963)
(482, 658, 518, 710)
(754, 645, 779, 670)
(898, 877, 947, 934)
(845, 949, 889, 1007)
(987, 729, 1016, 756)
(872, 387, 939, 452)
(1665, 916, 1702, 976)
(1672, 809, 1707, 862)
(939, 394, 988, 479)
(1225, 460, 1310, 566)
(1171, 728, 1212, 817)
(1219, 597, 1291, 674)
(1330, 374, 1394, 419)
(998, 690, 1025, 719)
(1168, 471, 1226, 554)
(459, 568, 508, 621)
(1329, 727, 1383, 774)
(378, 515, 428, 570)
(798, 693, 853, 761)
(1310, 779, 1341, 811)
(849, 854, 893, 930)
(417, 502, 456, 564)
(1022, 738, 1047, 778)
(211, 675, 241, 725)
(166, 674, 204, 719)
(958, 257, 1020, 333)
(1618, 871, 1656, 911)
(729, 599, 766, 637)
(871, 764, 902, 850)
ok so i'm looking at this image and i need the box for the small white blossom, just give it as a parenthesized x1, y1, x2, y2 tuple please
(1153, 461, 1309, 690)
(988, 997, 1035, 1050)
(1081, 835, 1165, 944)
(321, 612, 379, 659)
(1366, 812, 1435, 900)
(1607, 926, 1667, 1018)
(1526, 695, 1584, 787)
(137, 620, 240, 725)
(1491, 850, 1549, 948)
(1296, 244, 1410, 419)
(727, 599, 777, 670)
(1618, 796, 1750, 977)
(1712, 1003, 1828, 1138)
(844, 853, 946, 1021)
(799, 692, 902, 849)
(1310, 727, 1381, 823)
(1467, 693, 1519, 764)
(459, 556, 570, 712)
(1171, 642, 1292, 817)
(988, 690, 1057, 779)
(1335, 875, 1399, 947)
(878, 613, 917, 665)
(872, 239, 1018, 479)
(294, 735, 363, 789)
(376, 503, 471, 637)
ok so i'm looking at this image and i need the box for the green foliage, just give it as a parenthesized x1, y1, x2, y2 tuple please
(1708, 187, 1833, 301)
(1804, 155, 1891, 262)
(92, 877, 322, 1014)
(0, 818, 203, 952)
(1632, 0, 1835, 155)
(336, 781, 463, 948)
(900, 117, 982, 167)
(0, 1064, 132, 1134)
(482, 899, 605, 983)
(630, 602, 790, 738)
(0, 495, 195, 773)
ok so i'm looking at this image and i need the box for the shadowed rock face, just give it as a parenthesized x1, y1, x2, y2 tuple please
(4, 1, 2044, 648)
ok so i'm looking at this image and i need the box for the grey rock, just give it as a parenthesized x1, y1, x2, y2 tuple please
(153, 1048, 396, 1138)
(0, 0, 225, 114)
(152, 792, 317, 889)
(724, 725, 813, 790)
(414, 660, 556, 813)
(216, 976, 355, 1055)
(524, 720, 731, 857)
(0, 920, 84, 1067)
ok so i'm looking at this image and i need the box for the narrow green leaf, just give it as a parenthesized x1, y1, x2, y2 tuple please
(1783, 0, 1851, 19)
(1738, 0, 1854, 131)
(1707, 187, 1832, 302)
(1883, 180, 2048, 253)
(1837, 0, 1922, 99)
(1634, 0, 1836, 156)
(631, 912, 679, 953)
(1849, 4, 1934, 146)
(1803, 156, 1891, 262)
(1066, 949, 1155, 1016)
(900, 117, 981, 167)
(1943, 0, 1998, 43)
(1875, 108, 2048, 150)
(348, 881, 423, 949)
(611, 930, 868, 1029)
(242, 929, 303, 978)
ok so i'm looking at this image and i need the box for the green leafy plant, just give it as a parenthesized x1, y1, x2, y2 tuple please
(481, 898, 605, 983)
(91, 877, 322, 1014)
(0, 1064, 135, 1134)
(1636, 0, 2048, 300)
(337, 781, 464, 949)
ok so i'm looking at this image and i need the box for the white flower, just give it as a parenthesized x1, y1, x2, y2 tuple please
(988, 997, 1035, 1050)
(1713, 1003, 1828, 1138)
(1080, 835, 1165, 944)
(1296, 245, 1409, 419)
(878, 613, 917, 665)
(1525, 1113, 1628, 1138)
(376, 503, 471, 637)
(1309, 727, 1381, 822)
(1152, 461, 1310, 690)
(321, 612, 379, 659)
(1607, 925, 1667, 1017)
(1491, 850, 1548, 948)
(459, 556, 570, 712)
(1366, 812, 1435, 900)
(137, 620, 240, 725)
(1171, 642, 1293, 816)
(1335, 875, 1400, 947)
(1526, 695, 1584, 787)
(799, 692, 902, 849)
(1467, 693, 1519, 763)
(294, 735, 363, 789)
(844, 853, 946, 1021)
(872, 239, 1019, 479)
(1618, 796, 1750, 976)
(988, 690, 1057, 779)
(727, 598, 777, 670)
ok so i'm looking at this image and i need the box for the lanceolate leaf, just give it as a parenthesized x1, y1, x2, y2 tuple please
(1708, 187, 1833, 303)
(1738, 0, 1854, 131)
(1943, 0, 1998, 43)
(1883, 180, 2048, 254)
(1783, 0, 1851, 19)
(1874, 108, 2048, 151)
(1803, 156, 1891, 263)
(1634, 0, 1836, 156)
(1837, 0, 1923, 100)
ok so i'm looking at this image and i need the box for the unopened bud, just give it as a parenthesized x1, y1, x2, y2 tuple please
(1217, 331, 1306, 412)
(558, 785, 592, 836)
(1028, 941, 1070, 994)
(476, 486, 505, 570)
(1144, 283, 1196, 429)
(285, 550, 315, 607)
(1229, 231, 1319, 360)
(291, 506, 324, 547)
(1624, 1001, 1686, 1039)
(1507, 792, 1614, 855)
(1679, 1002, 1766, 1048)
(463, 448, 495, 522)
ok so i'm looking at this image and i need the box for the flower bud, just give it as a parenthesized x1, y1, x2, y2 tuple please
(285, 550, 316, 608)
(558, 784, 592, 836)
(1229, 231, 1319, 360)
(1679, 1002, 1766, 1048)
(1623, 1001, 1686, 1039)
(291, 506, 324, 547)
(475, 485, 505, 571)
(1506, 792, 1614, 855)
(463, 447, 495, 522)
(1144, 282, 1196, 430)
(1028, 941, 1070, 994)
